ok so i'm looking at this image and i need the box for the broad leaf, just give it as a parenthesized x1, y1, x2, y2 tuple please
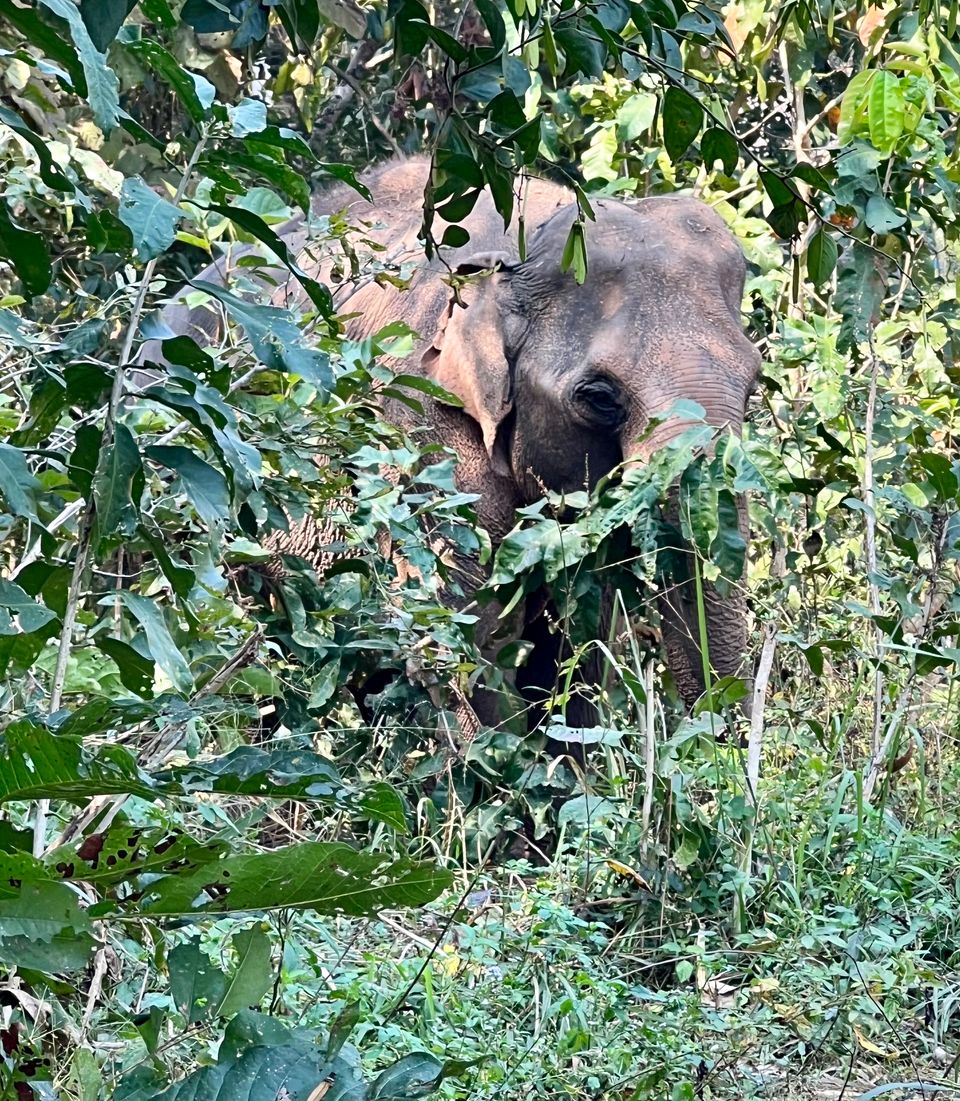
(139, 841, 452, 916)
(662, 86, 703, 163)
(0, 442, 40, 519)
(0, 203, 52, 298)
(38, 0, 121, 130)
(118, 178, 181, 261)
(79, 0, 138, 50)
(146, 445, 231, 527)
(806, 225, 839, 287)
(115, 591, 194, 693)
(93, 423, 143, 545)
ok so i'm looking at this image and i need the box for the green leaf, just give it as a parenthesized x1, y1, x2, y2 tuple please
(710, 489, 746, 581)
(789, 162, 834, 195)
(0, 442, 40, 519)
(0, 308, 37, 349)
(918, 452, 959, 500)
(128, 1040, 366, 1101)
(673, 831, 700, 869)
(125, 40, 215, 123)
(146, 445, 231, 527)
(49, 826, 225, 884)
(0, 108, 75, 192)
(864, 193, 907, 233)
(0, 882, 95, 974)
(201, 203, 332, 316)
(0, 580, 57, 635)
(368, 1052, 447, 1099)
(115, 591, 194, 694)
(228, 97, 268, 136)
(867, 70, 905, 154)
(95, 636, 155, 697)
(191, 280, 332, 392)
(169, 938, 228, 1023)
(836, 243, 885, 352)
(203, 147, 310, 213)
(69, 424, 103, 496)
(560, 220, 588, 285)
(700, 126, 738, 174)
(118, 178, 181, 261)
(79, 0, 138, 50)
(0, 203, 52, 298)
(93, 423, 143, 545)
(326, 1002, 361, 1060)
(38, 0, 121, 131)
(837, 69, 878, 145)
(806, 226, 839, 287)
(216, 927, 273, 1017)
(662, 86, 703, 163)
(139, 841, 452, 916)
(616, 91, 657, 142)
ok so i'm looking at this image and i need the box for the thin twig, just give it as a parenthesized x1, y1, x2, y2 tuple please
(640, 658, 656, 851)
(862, 341, 883, 756)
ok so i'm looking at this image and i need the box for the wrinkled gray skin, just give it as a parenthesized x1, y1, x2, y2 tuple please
(142, 157, 760, 723)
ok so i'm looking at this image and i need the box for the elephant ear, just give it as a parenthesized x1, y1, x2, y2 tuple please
(423, 252, 515, 475)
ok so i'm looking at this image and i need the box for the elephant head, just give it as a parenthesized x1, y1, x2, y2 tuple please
(425, 195, 761, 707)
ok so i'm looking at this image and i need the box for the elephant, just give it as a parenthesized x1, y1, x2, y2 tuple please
(140, 156, 760, 735)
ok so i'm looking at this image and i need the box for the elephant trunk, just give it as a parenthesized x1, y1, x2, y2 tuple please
(622, 393, 751, 713)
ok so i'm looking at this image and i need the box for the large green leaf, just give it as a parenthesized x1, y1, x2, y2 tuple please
(93, 423, 143, 545)
(216, 927, 273, 1018)
(837, 68, 877, 145)
(124, 40, 216, 123)
(79, 0, 138, 50)
(0, 108, 75, 191)
(867, 70, 905, 155)
(700, 126, 738, 174)
(0, 882, 96, 973)
(0, 442, 41, 519)
(0, 720, 157, 804)
(201, 203, 332, 316)
(134, 1041, 363, 1101)
(47, 826, 226, 885)
(139, 841, 452, 916)
(662, 86, 703, 163)
(0, 579, 57, 635)
(118, 177, 181, 261)
(806, 225, 839, 287)
(95, 636, 156, 696)
(157, 747, 408, 829)
(37, 0, 121, 131)
(146, 445, 231, 526)
(169, 938, 228, 1022)
(0, 203, 52, 298)
(115, 591, 194, 693)
(836, 242, 885, 352)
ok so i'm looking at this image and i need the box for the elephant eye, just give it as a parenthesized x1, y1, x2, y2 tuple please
(572, 375, 626, 428)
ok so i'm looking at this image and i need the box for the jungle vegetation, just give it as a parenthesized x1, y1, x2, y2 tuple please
(1, 0, 960, 1097)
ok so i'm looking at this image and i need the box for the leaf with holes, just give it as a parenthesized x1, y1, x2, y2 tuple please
(139, 841, 452, 916)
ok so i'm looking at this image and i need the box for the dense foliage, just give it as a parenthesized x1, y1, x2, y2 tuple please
(3, 0, 960, 1097)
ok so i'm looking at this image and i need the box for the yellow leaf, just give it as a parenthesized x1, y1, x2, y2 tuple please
(853, 1027, 899, 1058)
(605, 859, 648, 887)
